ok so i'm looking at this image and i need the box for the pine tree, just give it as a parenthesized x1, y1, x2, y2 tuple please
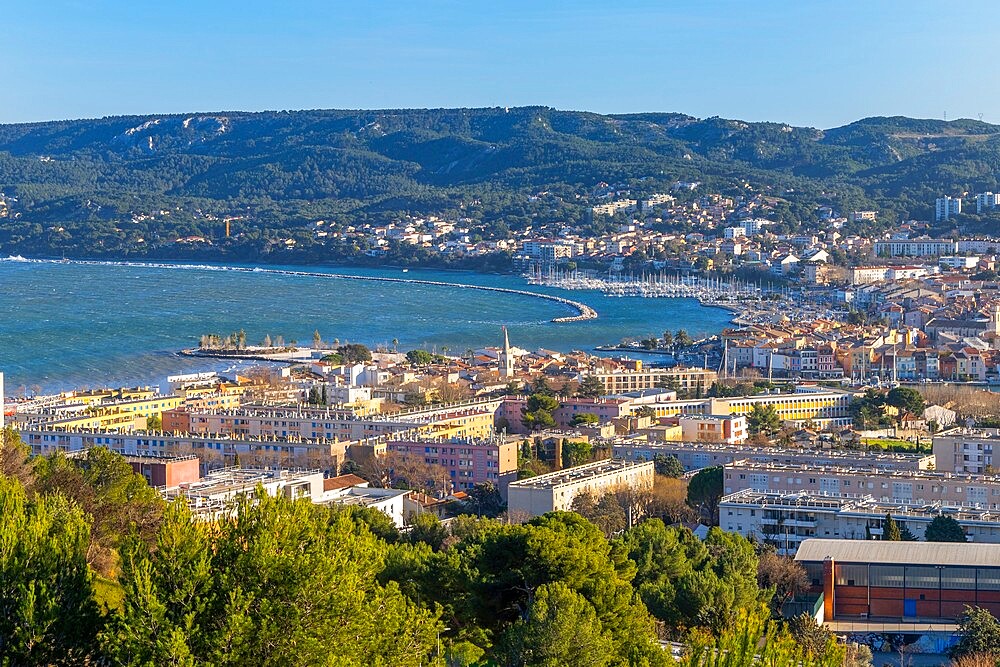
(0, 476, 101, 665)
(882, 513, 902, 541)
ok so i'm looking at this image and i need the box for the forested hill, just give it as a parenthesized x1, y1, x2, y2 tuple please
(2, 106, 1000, 260)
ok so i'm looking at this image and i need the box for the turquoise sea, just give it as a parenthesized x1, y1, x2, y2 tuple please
(0, 259, 732, 392)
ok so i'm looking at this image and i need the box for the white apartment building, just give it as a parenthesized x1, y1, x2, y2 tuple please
(873, 239, 958, 257)
(936, 196, 962, 222)
(976, 192, 1000, 214)
(506, 459, 654, 517)
(611, 441, 932, 473)
(724, 460, 1000, 509)
(721, 490, 1000, 556)
(851, 267, 891, 285)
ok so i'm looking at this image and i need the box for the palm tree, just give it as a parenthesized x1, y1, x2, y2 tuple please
(392, 338, 399, 352)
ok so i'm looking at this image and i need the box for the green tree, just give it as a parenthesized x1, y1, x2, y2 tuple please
(408, 512, 449, 551)
(102, 495, 441, 665)
(675, 329, 694, 347)
(571, 412, 600, 426)
(885, 386, 925, 419)
(495, 582, 614, 667)
(563, 441, 592, 467)
(1, 425, 35, 489)
(462, 512, 667, 665)
(521, 393, 559, 431)
(0, 475, 101, 665)
(882, 513, 902, 541)
(654, 454, 685, 478)
(682, 606, 843, 667)
(619, 521, 766, 633)
(577, 375, 606, 399)
(687, 466, 724, 525)
(747, 404, 782, 437)
(950, 606, 1000, 660)
(461, 482, 506, 518)
(925, 514, 968, 542)
(662, 330, 674, 348)
(34, 447, 165, 575)
(338, 343, 372, 364)
(406, 349, 434, 366)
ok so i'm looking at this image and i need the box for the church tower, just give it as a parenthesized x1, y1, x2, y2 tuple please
(499, 326, 515, 379)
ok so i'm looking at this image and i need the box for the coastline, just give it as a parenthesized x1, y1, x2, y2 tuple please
(3, 257, 599, 323)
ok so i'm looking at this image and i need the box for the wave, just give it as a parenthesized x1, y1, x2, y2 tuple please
(16, 258, 599, 322)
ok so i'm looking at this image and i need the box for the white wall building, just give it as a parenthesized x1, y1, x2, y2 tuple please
(936, 196, 962, 222)
(506, 459, 654, 517)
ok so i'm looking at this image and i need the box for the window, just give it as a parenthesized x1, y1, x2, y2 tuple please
(835, 564, 868, 587)
(870, 565, 904, 588)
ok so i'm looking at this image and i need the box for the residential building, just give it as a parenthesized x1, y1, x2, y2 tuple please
(506, 459, 654, 517)
(386, 433, 519, 489)
(933, 428, 1000, 474)
(20, 425, 350, 473)
(722, 490, 1000, 558)
(976, 192, 1000, 214)
(612, 441, 932, 473)
(677, 414, 748, 444)
(935, 196, 962, 222)
(123, 453, 201, 487)
(873, 239, 958, 257)
(723, 460, 1000, 508)
(583, 366, 717, 396)
(161, 468, 326, 520)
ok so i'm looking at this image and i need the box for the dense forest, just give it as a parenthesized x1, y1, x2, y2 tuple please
(0, 427, 855, 666)
(2, 107, 1000, 263)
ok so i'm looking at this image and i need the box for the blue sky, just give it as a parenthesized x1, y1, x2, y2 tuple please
(3, 0, 997, 128)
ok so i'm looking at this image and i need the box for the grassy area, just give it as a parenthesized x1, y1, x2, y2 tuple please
(860, 438, 930, 453)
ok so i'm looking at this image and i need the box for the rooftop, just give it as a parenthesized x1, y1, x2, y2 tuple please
(508, 458, 652, 490)
(795, 538, 1000, 568)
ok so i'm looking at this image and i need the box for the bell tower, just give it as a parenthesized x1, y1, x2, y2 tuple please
(499, 326, 515, 379)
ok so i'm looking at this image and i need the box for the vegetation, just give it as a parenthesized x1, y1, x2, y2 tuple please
(747, 404, 782, 437)
(925, 514, 969, 542)
(521, 393, 560, 431)
(686, 466, 724, 525)
(0, 427, 878, 664)
(950, 606, 1000, 661)
(5, 108, 1000, 266)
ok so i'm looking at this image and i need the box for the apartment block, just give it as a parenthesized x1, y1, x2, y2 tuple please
(506, 459, 654, 517)
(933, 428, 1000, 474)
(612, 441, 932, 473)
(584, 366, 718, 396)
(386, 433, 518, 489)
(722, 490, 1000, 557)
(724, 460, 1000, 509)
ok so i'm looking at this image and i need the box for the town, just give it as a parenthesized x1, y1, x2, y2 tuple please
(7, 306, 1000, 661)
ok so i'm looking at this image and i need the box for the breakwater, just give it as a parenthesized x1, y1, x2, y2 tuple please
(5, 258, 597, 323)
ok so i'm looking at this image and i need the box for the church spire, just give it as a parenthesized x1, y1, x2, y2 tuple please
(499, 326, 515, 379)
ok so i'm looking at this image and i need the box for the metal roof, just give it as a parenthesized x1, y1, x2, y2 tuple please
(795, 538, 1000, 567)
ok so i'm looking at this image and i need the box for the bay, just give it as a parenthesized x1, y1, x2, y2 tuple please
(0, 259, 732, 392)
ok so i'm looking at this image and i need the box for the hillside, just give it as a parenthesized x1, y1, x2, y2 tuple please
(1, 107, 999, 261)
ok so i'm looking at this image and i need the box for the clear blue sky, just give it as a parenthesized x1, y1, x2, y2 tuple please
(3, 0, 998, 128)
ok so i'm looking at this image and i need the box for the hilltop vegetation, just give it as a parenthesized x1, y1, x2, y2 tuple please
(2, 107, 1000, 261)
